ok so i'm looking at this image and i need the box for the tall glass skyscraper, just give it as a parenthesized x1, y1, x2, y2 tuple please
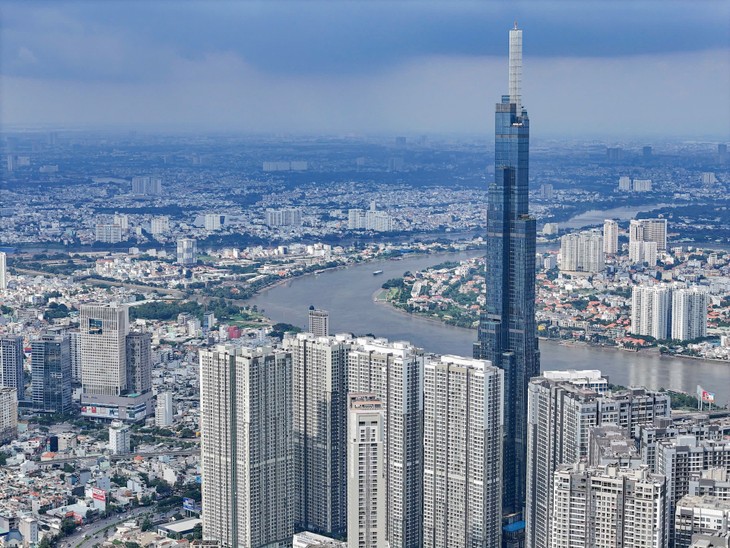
(474, 25, 540, 518)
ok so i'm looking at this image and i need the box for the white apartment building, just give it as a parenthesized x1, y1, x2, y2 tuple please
(0, 251, 7, 290)
(80, 303, 129, 396)
(423, 355, 503, 548)
(109, 420, 130, 454)
(95, 223, 123, 243)
(0, 387, 18, 445)
(629, 240, 658, 266)
(559, 230, 605, 273)
(630, 218, 667, 251)
(672, 286, 709, 341)
(675, 496, 730, 548)
(204, 214, 222, 231)
(603, 219, 618, 255)
(550, 463, 667, 548)
(618, 176, 632, 191)
(155, 391, 174, 427)
(347, 393, 386, 548)
(631, 284, 673, 340)
(151, 216, 170, 235)
(347, 337, 424, 548)
(200, 345, 293, 548)
(266, 208, 302, 227)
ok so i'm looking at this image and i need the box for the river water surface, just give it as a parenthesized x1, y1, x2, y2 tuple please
(249, 250, 729, 406)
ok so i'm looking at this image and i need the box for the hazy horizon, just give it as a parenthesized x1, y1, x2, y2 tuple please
(2, 1, 729, 139)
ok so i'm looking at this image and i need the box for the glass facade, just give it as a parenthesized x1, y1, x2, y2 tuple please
(475, 93, 540, 515)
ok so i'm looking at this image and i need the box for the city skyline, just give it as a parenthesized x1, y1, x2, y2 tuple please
(1, 1, 729, 137)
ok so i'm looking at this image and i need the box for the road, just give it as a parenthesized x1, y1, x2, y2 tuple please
(64, 507, 179, 548)
(37, 448, 199, 467)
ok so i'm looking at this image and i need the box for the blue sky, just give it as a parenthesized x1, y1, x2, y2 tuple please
(2, 1, 729, 137)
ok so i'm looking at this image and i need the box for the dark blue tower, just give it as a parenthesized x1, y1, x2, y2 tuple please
(474, 25, 540, 519)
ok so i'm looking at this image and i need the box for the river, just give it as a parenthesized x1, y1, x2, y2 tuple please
(248, 250, 729, 406)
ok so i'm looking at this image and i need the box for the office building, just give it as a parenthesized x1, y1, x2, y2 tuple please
(526, 371, 669, 548)
(307, 307, 329, 337)
(155, 392, 174, 427)
(177, 238, 197, 266)
(603, 219, 618, 254)
(95, 223, 123, 244)
(630, 218, 668, 251)
(631, 284, 673, 340)
(474, 24, 540, 518)
(31, 333, 72, 414)
(672, 286, 709, 341)
(283, 333, 350, 538)
(347, 394, 386, 548)
(559, 230, 605, 273)
(80, 303, 129, 396)
(675, 496, 730, 548)
(0, 336, 24, 396)
(150, 216, 170, 235)
(200, 345, 293, 547)
(266, 208, 303, 228)
(0, 387, 18, 445)
(550, 463, 667, 548)
(125, 331, 152, 394)
(108, 420, 130, 454)
(423, 355, 504, 548)
(348, 337, 424, 548)
(0, 251, 7, 290)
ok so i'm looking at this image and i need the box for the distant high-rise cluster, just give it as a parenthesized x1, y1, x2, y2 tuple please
(631, 284, 708, 341)
(618, 176, 653, 192)
(266, 208, 303, 228)
(204, 213, 224, 231)
(559, 229, 605, 273)
(131, 176, 163, 196)
(348, 203, 393, 232)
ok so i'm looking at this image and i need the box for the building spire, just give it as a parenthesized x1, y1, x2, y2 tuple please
(509, 25, 522, 113)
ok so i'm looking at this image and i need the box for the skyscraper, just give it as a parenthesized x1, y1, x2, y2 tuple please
(672, 286, 708, 341)
(423, 355, 504, 548)
(0, 336, 24, 397)
(0, 387, 18, 445)
(348, 338, 424, 548)
(347, 393, 386, 548)
(125, 331, 152, 394)
(559, 230, 605, 273)
(631, 284, 673, 340)
(200, 345, 293, 547)
(0, 251, 7, 290)
(603, 219, 618, 254)
(80, 303, 129, 396)
(31, 333, 72, 414)
(283, 332, 350, 538)
(177, 238, 197, 266)
(474, 24, 540, 517)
